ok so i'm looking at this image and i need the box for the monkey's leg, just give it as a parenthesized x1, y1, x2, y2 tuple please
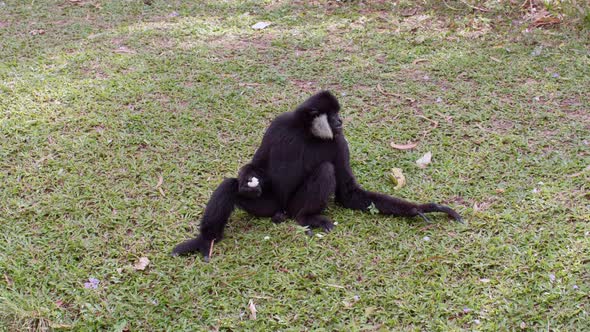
(236, 191, 284, 221)
(288, 162, 337, 233)
(172, 178, 238, 260)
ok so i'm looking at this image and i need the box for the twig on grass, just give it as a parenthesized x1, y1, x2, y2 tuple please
(209, 239, 215, 258)
(377, 84, 415, 103)
(458, 0, 490, 12)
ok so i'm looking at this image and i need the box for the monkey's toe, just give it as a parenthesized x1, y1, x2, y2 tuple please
(271, 211, 287, 224)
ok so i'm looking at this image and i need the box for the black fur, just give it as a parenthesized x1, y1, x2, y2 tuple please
(172, 91, 462, 260)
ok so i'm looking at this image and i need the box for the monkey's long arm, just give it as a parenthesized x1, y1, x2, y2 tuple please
(333, 137, 462, 223)
(236, 142, 270, 198)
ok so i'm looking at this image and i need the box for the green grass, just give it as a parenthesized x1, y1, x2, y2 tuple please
(1, 0, 589, 330)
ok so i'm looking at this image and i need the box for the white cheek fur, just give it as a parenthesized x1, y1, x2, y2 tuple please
(311, 114, 334, 140)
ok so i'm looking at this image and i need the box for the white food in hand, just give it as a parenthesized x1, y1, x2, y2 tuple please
(247, 177, 259, 188)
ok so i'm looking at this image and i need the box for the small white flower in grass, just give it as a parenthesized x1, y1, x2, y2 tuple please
(333, 222, 338, 226)
(316, 233, 324, 238)
(463, 307, 472, 313)
(423, 236, 430, 242)
(474, 319, 481, 325)
(549, 273, 556, 282)
(84, 277, 99, 289)
(479, 278, 490, 283)
(532, 188, 539, 194)
(263, 236, 270, 241)
(573, 285, 579, 290)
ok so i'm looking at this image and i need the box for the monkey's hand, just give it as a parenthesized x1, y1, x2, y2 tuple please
(238, 164, 264, 198)
(238, 175, 262, 198)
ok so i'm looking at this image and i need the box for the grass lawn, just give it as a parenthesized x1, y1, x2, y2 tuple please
(1, 0, 589, 330)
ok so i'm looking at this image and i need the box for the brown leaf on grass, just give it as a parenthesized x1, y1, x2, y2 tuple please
(248, 300, 257, 320)
(401, 8, 417, 17)
(390, 141, 418, 150)
(416, 152, 432, 169)
(389, 168, 406, 190)
(29, 29, 45, 36)
(251, 22, 271, 30)
(412, 58, 428, 65)
(133, 257, 150, 271)
(376, 84, 415, 103)
(489, 56, 502, 63)
(4, 273, 13, 287)
(532, 16, 560, 28)
(155, 174, 164, 188)
(568, 165, 590, 178)
(113, 46, 135, 54)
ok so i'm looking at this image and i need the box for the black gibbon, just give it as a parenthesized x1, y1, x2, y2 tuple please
(173, 91, 462, 260)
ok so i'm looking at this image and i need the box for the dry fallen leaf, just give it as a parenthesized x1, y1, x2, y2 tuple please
(29, 29, 45, 36)
(113, 46, 135, 54)
(248, 299, 257, 320)
(568, 165, 590, 178)
(532, 16, 560, 28)
(4, 273, 13, 287)
(389, 168, 406, 190)
(155, 174, 163, 188)
(133, 257, 150, 271)
(390, 141, 418, 150)
(251, 22, 271, 30)
(416, 152, 432, 169)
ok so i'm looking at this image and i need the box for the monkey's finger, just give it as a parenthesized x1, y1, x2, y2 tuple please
(452, 215, 464, 224)
(417, 212, 432, 223)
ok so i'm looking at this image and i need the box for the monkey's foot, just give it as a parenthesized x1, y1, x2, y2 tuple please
(417, 203, 464, 224)
(171, 235, 213, 262)
(271, 211, 287, 224)
(299, 215, 334, 233)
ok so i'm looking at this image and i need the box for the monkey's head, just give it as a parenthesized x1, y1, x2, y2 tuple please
(296, 90, 343, 140)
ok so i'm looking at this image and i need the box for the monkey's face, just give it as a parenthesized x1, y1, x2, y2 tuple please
(328, 112, 343, 135)
(310, 112, 342, 140)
